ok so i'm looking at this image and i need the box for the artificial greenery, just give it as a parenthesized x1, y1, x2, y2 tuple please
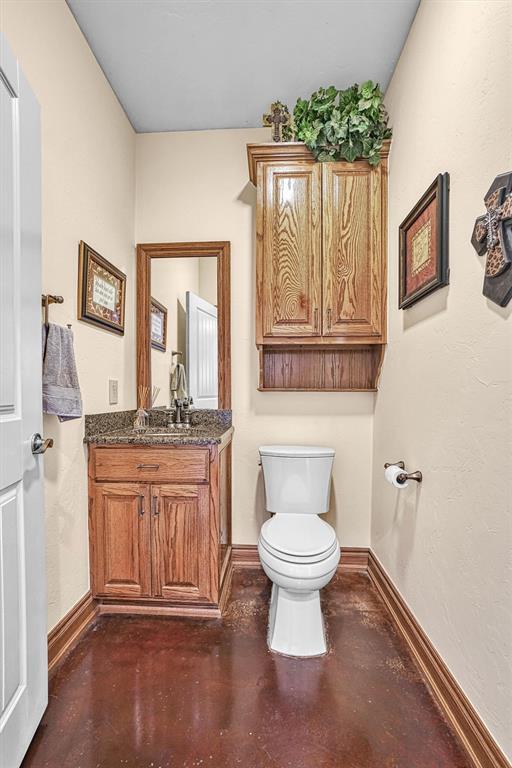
(292, 81, 391, 165)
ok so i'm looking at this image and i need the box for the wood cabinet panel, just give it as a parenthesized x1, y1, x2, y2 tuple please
(322, 163, 383, 339)
(93, 447, 209, 483)
(88, 438, 233, 614)
(90, 483, 151, 598)
(248, 143, 389, 391)
(219, 443, 231, 579)
(150, 484, 211, 602)
(258, 163, 322, 339)
(259, 346, 384, 391)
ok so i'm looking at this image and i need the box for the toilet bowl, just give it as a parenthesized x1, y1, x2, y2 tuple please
(258, 445, 339, 657)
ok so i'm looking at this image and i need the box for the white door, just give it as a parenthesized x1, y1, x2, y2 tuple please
(0, 34, 47, 768)
(186, 291, 218, 409)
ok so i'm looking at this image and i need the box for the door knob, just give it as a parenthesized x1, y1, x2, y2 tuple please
(31, 433, 54, 454)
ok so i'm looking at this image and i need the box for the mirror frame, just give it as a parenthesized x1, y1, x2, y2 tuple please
(136, 241, 231, 410)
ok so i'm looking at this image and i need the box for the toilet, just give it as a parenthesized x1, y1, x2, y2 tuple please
(257, 444, 340, 657)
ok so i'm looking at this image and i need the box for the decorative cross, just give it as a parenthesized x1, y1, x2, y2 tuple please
(263, 101, 291, 143)
(472, 183, 512, 278)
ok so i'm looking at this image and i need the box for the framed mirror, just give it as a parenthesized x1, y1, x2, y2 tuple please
(136, 242, 230, 410)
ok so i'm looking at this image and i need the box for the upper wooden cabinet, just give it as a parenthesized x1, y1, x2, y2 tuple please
(322, 163, 383, 339)
(258, 163, 322, 338)
(248, 142, 389, 391)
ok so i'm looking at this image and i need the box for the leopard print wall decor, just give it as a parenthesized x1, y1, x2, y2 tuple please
(471, 172, 512, 307)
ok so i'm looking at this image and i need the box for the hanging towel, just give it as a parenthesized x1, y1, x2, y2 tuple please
(170, 362, 188, 401)
(42, 323, 83, 422)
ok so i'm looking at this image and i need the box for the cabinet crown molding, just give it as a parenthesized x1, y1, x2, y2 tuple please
(247, 140, 391, 185)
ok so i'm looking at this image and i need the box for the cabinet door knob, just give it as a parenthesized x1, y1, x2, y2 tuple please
(327, 307, 332, 331)
(314, 307, 319, 332)
(138, 495, 145, 517)
(152, 496, 159, 516)
(137, 463, 160, 470)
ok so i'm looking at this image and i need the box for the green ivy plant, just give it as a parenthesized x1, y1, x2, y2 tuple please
(292, 81, 391, 165)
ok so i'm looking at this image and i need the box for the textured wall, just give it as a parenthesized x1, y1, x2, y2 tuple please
(372, 0, 512, 758)
(135, 129, 375, 546)
(0, 0, 136, 630)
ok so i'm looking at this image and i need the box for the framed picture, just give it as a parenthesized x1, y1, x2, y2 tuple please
(78, 241, 126, 334)
(399, 173, 450, 309)
(150, 297, 167, 351)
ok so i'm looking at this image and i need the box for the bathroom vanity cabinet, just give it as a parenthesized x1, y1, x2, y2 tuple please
(87, 437, 232, 616)
(247, 141, 390, 391)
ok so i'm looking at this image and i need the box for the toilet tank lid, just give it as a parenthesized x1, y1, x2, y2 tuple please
(259, 445, 335, 458)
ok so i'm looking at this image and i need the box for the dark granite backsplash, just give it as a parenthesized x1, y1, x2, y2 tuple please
(84, 408, 232, 439)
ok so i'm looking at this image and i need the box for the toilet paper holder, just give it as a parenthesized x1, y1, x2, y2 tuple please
(384, 461, 423, 484)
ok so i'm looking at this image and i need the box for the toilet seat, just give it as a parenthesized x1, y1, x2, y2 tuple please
(260, 514, 336, 561)
(258, 534, 340, 584)
(259, 536, 339, 565)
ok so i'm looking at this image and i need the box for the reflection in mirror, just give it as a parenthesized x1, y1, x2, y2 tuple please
(150, 257, 218, 409)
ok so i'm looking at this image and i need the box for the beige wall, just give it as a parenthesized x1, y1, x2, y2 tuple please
(372, 0, 512, 758)
(136, 129, 375, 546)
(199, 256, 217, 307)
(0, 1, 136, 630)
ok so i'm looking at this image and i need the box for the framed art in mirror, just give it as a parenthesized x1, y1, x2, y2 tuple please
(78, 241, 126, 334)
(399, 173, 449, 309)
(150, 297, 167, 351)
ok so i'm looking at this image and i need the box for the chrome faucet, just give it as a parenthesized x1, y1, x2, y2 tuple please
(167, 397, 193, 428)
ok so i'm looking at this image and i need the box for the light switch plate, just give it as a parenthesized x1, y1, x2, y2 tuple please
(109, 379, 118, 405)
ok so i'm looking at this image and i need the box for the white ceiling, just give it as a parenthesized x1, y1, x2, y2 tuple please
(66, 0, 420, 134)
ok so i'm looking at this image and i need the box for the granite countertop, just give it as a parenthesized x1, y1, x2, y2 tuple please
(84, 408, 233, 446)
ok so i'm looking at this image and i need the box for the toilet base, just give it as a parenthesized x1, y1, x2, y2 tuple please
(267, 584, 327, 657)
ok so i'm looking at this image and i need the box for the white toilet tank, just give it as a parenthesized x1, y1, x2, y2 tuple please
(259, 445, 335, 515)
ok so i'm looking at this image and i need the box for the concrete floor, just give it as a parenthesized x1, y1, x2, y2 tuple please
(22, 569, 471, 768)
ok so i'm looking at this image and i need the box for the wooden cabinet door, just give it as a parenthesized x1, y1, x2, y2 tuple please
(90, 483, 151, 598)
(322, 163, 384, 340)
(258, 163, 322, 339)
(150, 484, 212, 602)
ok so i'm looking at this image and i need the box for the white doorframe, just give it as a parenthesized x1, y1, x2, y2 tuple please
(0, 32, 46, 768)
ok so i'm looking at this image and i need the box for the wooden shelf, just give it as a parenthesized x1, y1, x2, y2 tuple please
(258, 345, 385, 392)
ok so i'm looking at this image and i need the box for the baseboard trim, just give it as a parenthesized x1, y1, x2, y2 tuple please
(47, 590, 98, 675)
(231, 544, 260, 567)
(231, 544, 370, 571)
(218, 554, 235, 614)
(367, 551, 510, 768)
(97, 602, 222, 619)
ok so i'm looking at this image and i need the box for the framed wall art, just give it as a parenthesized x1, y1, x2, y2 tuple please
(150, 297, 167, 352)
(78, 241, 126, 334)
(399, 173, 449, 309)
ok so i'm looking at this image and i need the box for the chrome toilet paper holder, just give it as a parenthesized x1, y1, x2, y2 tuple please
(384, 461, 423, 484)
